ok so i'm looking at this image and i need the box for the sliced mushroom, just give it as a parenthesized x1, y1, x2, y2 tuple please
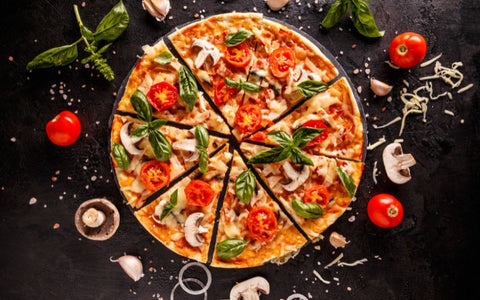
(172, 138, 199, 161)
(230, 276, 270, 300)
(142, 0, 171, 21)
(266, 0, 291, 11)
(197, 69, 212, 86)
(184, 212, 208, 247)
(370, 78, 393, 96)
(192, 39, 221, 69)
(281, 162, 310, 191)
(382, 142, 416, 184)
(120, 122, 143, 155)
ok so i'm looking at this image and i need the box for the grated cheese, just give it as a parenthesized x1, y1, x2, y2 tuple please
(393, 139, 404, 143)
(367, 136, 386, 150)
(313, 270, 331, 284)
(457, 83, 474, 94)
(372, 161, 378, 185)
(402, 80, 409, 87)
(338, 258, 368, 267)
(419, 61, 464, 88)
(385, 60, 400, 69)
(444, 109, 454, 116)
(373, 116, 402, 129)
(420, 53, 442, 68)
(324, 253, 343, 269)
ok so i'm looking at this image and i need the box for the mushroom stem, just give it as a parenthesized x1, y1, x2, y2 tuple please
(82, 208, 106, 228)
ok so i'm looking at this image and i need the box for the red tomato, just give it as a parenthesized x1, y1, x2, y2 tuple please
(140, 160, 171, 192)
(268, 47, 295, 78)
(247, 132, 268, 142)
(185, 180, 215, 207)
(247, 206, 278, 242)
(45, 111, 81, 146)
(225, 42, 252, 68)
(214, 80, 238, 106)
(234, 105, 262, 134)
(367, 194, 404, 228)
(303, 185, 331, 209)
(389, 32, 427, 68)
(302, 120, 329, 147)
(146, 81, 178, 112)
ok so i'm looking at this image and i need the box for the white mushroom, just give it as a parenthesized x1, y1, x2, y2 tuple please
(281, 162, 310, 192)
(120, 122, 143, 155)
(265, 0, 291, 11)
(142, 0, 171, 21)
(172, 138, 199, 161)
(230, 276, 270, 300)
(184, 212, 208, 247)
(192, 39, 221, 69)
(370, 78, 393, 96)
(382, 142, 416, 184)
(82, 208, 106, 228)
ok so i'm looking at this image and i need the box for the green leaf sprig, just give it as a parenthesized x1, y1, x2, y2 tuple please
(130, 89, 172, 162)
(179, 66, 198, 111)
(297, 80, 328, 98)
(292, 199, 324, 219)
(154, 51, 173, 65)
(26, 1, 129, 81)
(336, 166, 357, 197)
(112, 142, 131, 170)
(235, 169, 256, 204)
(217, 238, 248, 260)
(225, 30, 254, 47)
(321, 0, 384, 38)
(160, 189, 178, 221)
(248, 127, 324, 166)
(194, 125, 210, 174)
(225, 78, 261, 94)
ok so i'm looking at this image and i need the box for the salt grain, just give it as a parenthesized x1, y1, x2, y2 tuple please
(29, 197, 37, 205)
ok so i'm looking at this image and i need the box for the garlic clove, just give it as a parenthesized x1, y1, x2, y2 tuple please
(329, 232, 347, 248)
(142, 0, 171, 21)
(110, 255, 145, 282)
(370, 78, 393, 96)
(266, 0, 291, 11)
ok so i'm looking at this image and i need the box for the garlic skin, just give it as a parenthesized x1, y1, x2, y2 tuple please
(329, 232, 347, 248)
(110, 255, 144, 282)
(142, 0, 171, 21)
(370, 78, 393, 96)
(266, 0, 291, 11)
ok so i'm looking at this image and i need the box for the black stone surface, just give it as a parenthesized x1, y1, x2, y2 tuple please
(0, 0, 479, 299)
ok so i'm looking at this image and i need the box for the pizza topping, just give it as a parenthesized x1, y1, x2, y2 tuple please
(225, 78, 261, 93)
(214, 80, 238, 106)
(146, 81, 178, 112)
(296, 80, 328, 98)
(142, 0, 170, 21)
(382, 142, 416, 184)
(234, 104, 263, 133)
(154, 50, 173, 65)
(269, 47, 295, 78)
(185, 180, 215, 206)
(292, 199, 323, 219)
(158, 189, 178, 221)
(370, 78, 393, 96)
(112, 143, 131, 170)
(225, 30, 254, 47)
(192, 39, 221, 68)
(247, 206, 278, 241)
(225, 42, 252, 68)
(172, 138, 198, 161)
(184, 212, 208, 247)
(235, 169, 256, 204)
(119, 122, 143, 155)
(281, 162, 310, 192)
(110, 255, 144, 282)
(178, 66, 198, 111)
(194, 124, 210, 174)
(230, 277, 270, 300)
(302, 120, 329, 147)
(336, 166, 357, 197)
(266, 0, 291, 11)
(140, 160, 171, 192)
(303, 185, 330, 208)
(216, 238, 247, 260)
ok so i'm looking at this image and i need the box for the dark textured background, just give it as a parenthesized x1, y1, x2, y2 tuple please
(1, 0, 479, 299)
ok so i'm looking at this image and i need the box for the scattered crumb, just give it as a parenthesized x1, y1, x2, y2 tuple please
(53, 223, 60, 229)
(10, 137, 16, 143)
(29, 197, 37, 205)
(8, 56, 14, 62)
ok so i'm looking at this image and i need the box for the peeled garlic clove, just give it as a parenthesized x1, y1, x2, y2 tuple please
(110, 255, 144, 282)
(370, 78, 393, 96)
(142, 0, 171, 21)
(329, 232, 347, 248)
(266, 0, 291, 11)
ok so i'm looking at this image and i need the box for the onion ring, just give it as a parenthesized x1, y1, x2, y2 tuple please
(170, 278, 207, 300)
(178, 262, 212, 295)
(286, 293, 309, 300)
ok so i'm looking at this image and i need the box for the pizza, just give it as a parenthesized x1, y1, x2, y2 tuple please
(109, 13, 365, 268)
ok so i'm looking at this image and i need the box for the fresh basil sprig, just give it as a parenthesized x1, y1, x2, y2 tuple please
(217, 238, 247, 260)
(320, 0, 383, 38)
(26, 1, 129, 81)
(336, 166, 357, 197)
(154, 51, 173, 65)
(248, 127, 324, 166)
(225, 78, 261, 93)
(179, 66, 198, 111)
(292, 199, 324, 219)
(194, 125, 210, 174)
(235, 169, 256, 204)
(112, 142, 131, 170)
(160, 189, 178, 220)
(297, 80, 328, 98)
(225, 30, 254, 47)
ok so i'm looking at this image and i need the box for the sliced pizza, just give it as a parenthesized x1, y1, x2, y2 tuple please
(110, 114, 227, 208)
(134, 146, 232, 263)
(211, 151, 307, 268)
(240, 142, 363, 240)
(116, 39, 229, 134)
(248, 77, 364, 161)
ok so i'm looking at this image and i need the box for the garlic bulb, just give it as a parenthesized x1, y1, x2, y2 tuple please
(142, 0, 171, 21)
(370, 78, 393, 96)
(266, 0, 291, 11)
(329, 232, 347, 248)
(110, 255, 144, 282)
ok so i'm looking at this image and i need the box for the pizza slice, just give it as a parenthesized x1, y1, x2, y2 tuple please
(134, 146, 232, 263)
(116, 39, 229, 134)
(211, 151, 307, 268)
(110, 114, 227, 208)
(240, 142, 363, 241)
(248, 77, 364, 161)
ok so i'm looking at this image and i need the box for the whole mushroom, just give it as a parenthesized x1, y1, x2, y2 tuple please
(184, 212, 208, 247)
(230, 276, 270, 300)
(382, 143, 416, 184)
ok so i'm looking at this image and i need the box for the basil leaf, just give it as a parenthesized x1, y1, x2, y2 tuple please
(194, 125, 209, 148)
(196, 146, 209, 174)
(93, 0, 130, 42)
(241, 81, 261, 93)
(235, 170, 256, 204)
(349, 0, 384, 38)
(266, 131, 293, 147)
(248, 146, 292, 165)
(160, 189, 178, 220)
(112, 143, 130, 170)
(225, 30, 254, 47)
(292, 199, 324, 219)
(154, 51, 173, 65)
(178, 66, 198, 111)
(292, 127, 323, 148)
(80, 24, 95, 41)
(224, 77, 240, 89)
(149, 119, 168, 131)
(131, 124, 149, 138)
(148, 130, 172, 162)
(27, 43, 78, 70)
(130, 89, 152, 122)
(336, 166, 357, 197)
(217, 238, 247, 260)
(290, 148, 314, 166)
(320, 0, 348, 29)
(296, 80, 328, 98)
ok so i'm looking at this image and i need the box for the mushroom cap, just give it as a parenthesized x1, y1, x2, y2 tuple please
(230, 276, 270, 300)
(382, 143, 416, 184)
(184, 212, 207, 247)
(74, 198, 120, 241)
(281, 162, 310, 192)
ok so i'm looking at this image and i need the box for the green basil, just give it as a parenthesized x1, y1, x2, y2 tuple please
(217, 238, 247, 260)
(225, 30, 254, 47)
(349, 0, 384, 38)
(148, 130, 172, 162)
(292, 199, 324, 219)
(292, 127, 324, 148)
(224, 78, 260, 93)
(160, 189, 178, 220)
(26, 43, 78, 70)
(93, 0, 130, 42)
(196, 146, 209, 174)
(290, 148, 314, 166)
(194, 125, 209, 148)
(297, 80, 328, 98)
(178, 66, 198, 111)
(321, 0, 348, 29)
(131, 124, 149, 138)
(224, 77, 240, 89)
(336, 166, 357, 197)
(266, 131, 293, 147)
(154, 51, 173, 65)
(235, 170, 256, 204)
(130, 89, 152, 122)
(248, 146, 292, 165)
(149, 119, 168, 131)
(81, 43, 112, 64)
(112, 143, 130, 170)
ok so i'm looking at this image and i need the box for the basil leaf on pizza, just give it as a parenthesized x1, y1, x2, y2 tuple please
(217, 238, 247, 260)
(225, 30, 254, 47)
(292, 199, 324, 219)
(112, 142, 131, 170)
(154, 51, 173, 65)
(225, 78, 261, 93)
(194, 125, 209, 148)
(292, 127, 324, 148)
(148, 130, 172, 162)
(178, 66, 198, 111)
(235, 169, 256, 204)
(336, 167, 357, 197)
(130, 89, 152, 122)
(131, 124, 149, 138)
(149, 119, 168, 131)
(297, 80, 328, 98)
(160, 189, 178, 220)
(290, 148, 314, 166)
(266, 131, 293, 147)
(248, 146, 292, 165)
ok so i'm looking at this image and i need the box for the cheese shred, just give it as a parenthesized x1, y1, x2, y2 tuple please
(313, 270, 331, 284)
(338, 258, 368, 267)
(324, 253, 344, 269)
(373, 117, 402, 129)
(457, 83, 474, 94)
(444, 109, 455, 116)
(372, 161, 378, 185)
(367, 136, 386, 150)
(420, 53, 442, 68)
(419, 61, 464, 88)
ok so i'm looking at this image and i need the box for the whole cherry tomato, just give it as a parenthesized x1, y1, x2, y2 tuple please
(46, 110, 81, 146)
(367, 193, 404, 228)
(389, 32, 427, 68)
